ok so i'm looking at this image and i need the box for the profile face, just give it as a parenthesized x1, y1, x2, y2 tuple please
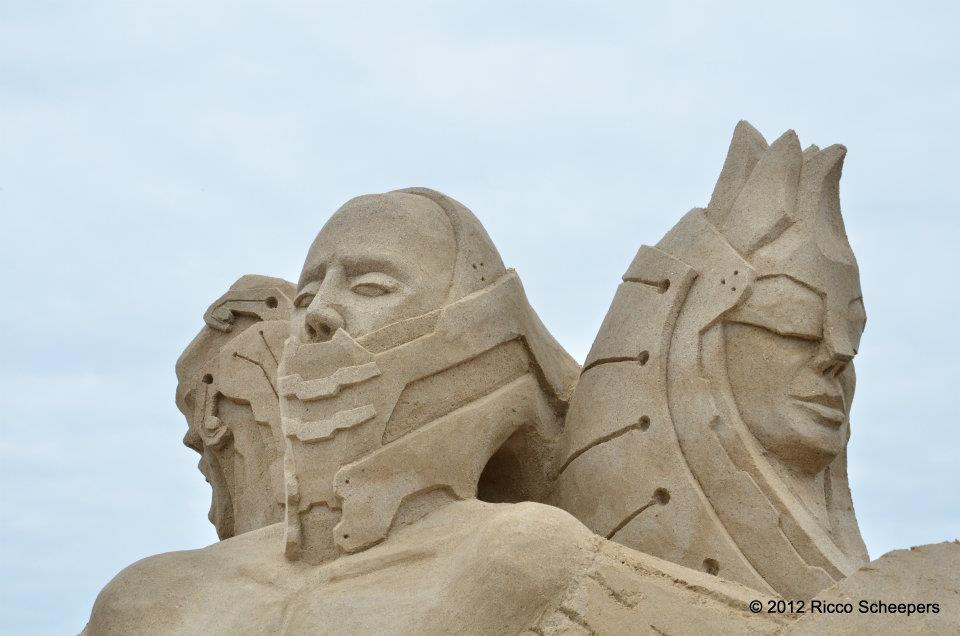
(722, 274, 866, 473)
(293, 192, 457, 342)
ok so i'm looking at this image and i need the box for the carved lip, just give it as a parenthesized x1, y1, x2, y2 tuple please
(791, 397, 846, 427)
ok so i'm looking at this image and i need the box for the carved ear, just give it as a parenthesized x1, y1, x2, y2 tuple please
(797, 143, 855, 264)
(706, 121, 768, 226)
(717, 130, 803, 256)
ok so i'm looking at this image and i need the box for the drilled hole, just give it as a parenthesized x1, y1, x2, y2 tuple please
(653, 488, 670, 505)
(731, 287, 736, 291)
(733, 270, 739, 276)
(720, 278, 725, 285)
(202, 373, 214, 384)
(638, 350, 650, 365)
(638, 416, 650, 431)
(265, 296, 278, 308)
(702, 558, 720, 575)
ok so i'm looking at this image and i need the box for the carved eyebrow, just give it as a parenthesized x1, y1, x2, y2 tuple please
(295, 253, 411, 292)
(340, 255, 408, 281)
(297, 264, 325, 291)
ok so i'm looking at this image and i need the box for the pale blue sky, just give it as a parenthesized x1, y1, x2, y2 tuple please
(1, 2, 958, 634)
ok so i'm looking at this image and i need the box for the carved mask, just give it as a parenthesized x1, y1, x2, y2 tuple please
(279, 189, 578, 563)
(552, 123, 869, 599)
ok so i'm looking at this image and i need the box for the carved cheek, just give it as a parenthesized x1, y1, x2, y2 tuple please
(727, 324, 813, 392)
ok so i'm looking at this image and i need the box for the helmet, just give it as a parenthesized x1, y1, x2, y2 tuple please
(551, 122, 869, 597)
(279, 189, 579, 563)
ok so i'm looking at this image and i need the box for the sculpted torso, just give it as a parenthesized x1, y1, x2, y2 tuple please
(83, 125, 960, 636)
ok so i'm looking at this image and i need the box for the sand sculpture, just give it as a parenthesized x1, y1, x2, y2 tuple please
(81, 124, 959, 636)
(550, 122, 869, 598)
(176, 274, 295, 539)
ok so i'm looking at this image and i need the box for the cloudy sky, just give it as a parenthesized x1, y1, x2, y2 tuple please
(2, 2, 958, 633)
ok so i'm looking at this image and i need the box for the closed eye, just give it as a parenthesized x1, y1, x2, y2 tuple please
(294, 281, 320, 308)
(294, 292, 316, 308)
(350, 273, 399, 298)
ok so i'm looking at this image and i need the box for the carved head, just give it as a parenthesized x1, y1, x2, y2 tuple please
(552, 122, 868, 598)
(293, 189, 505, 343)
(295, 193, 456, 341)
(175, 275, 297, 539)
(705, 123, 864, 474)
(279, 188, 577, 563)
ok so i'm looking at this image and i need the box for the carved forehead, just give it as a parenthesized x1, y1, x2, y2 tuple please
(315, 192, 454, 253)
(300, 192, 457, 285)
(752, 238, 863, 309)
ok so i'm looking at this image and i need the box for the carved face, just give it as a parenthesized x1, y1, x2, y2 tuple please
(722, 274, 866, 473)
(294, 193, 457, 341)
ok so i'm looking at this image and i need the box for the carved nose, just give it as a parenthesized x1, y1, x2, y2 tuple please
(815, 349, 854, 378)
(303, 306, 344, 343)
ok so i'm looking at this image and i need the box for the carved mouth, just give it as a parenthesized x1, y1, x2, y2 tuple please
(791, 397, 846, 427)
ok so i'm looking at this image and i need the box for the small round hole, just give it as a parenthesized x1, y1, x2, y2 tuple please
(702, 558, 720, 575)
(731, 287, 736, 291)
(720, 278, 725, 285)
(653, 488, 670, 505)
(637, 350, 650, 365)
(638, 416, 651, 431)
(342, 534, 349, 539)
(265, 296, 278, 309)
(202, 373, 214, 384)
(733, 270, 739, 276)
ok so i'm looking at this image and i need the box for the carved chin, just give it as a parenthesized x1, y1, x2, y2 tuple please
(749, 408, 846, 474)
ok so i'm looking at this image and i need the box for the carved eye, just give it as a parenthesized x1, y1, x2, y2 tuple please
(725, 276, 824, 341)
(294, 292, 316, 308)
(350, 273, 398, 298)
(846, 297, 866, 351)
(351, 283, 388, 297)
(847, 297, 866, 331)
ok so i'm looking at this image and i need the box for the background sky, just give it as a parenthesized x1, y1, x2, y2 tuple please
(2, 2, 958, 634)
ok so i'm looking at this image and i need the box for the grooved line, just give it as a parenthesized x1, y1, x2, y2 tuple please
(258, 329, 279, 365)
(605, 498, 656, 540)
(558, 421, 645, 476)
(234, 352, 279, 399)
(581, 355, 643, 376)
(622, 276, 670, 292)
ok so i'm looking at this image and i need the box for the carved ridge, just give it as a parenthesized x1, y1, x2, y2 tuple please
(283, 405, 377, 443)
(278, 362, 381, 400)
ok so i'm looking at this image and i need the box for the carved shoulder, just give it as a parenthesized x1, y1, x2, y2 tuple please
(82, 524, 288, 636)
(82, 548, 207, 635)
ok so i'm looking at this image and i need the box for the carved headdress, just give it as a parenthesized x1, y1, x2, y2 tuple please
(175, 275, 296, 539)
(551, 122, 869, 598)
